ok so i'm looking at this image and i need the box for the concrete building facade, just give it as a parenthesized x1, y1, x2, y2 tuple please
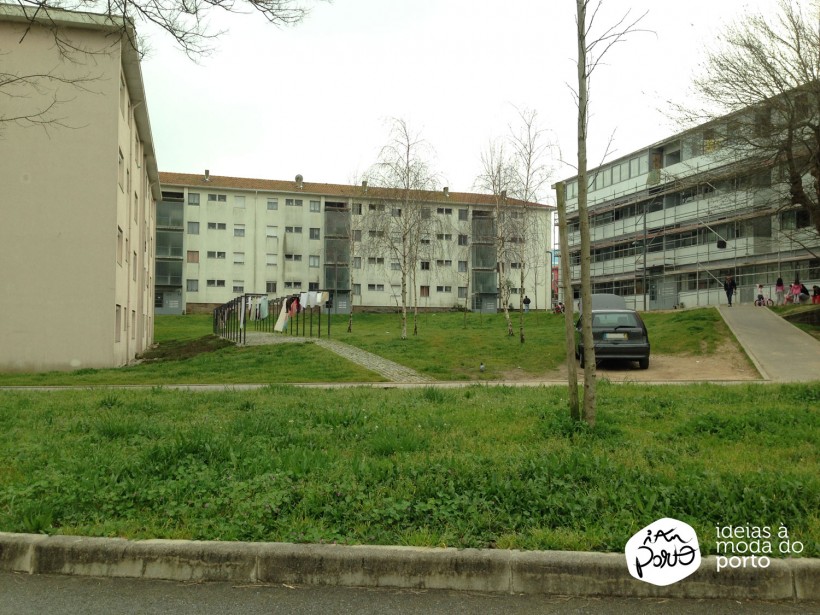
(158, 173, 554, 315)
(557, 118, 820, 310)
(0, 5, 160, 371)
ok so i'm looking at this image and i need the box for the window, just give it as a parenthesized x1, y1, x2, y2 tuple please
(353, 257, 362, 269)
(353, 203, 362, 215)
(390, 261, 401, 270)
(266, 281, 277, 293)
(266, 225, 278, 237)
(233, 252, 245, 264)
(266, 254, 277, 266)
(285, 226, 303, 234)
(285, 281, 303, 289)
(420, 261, 430, 270)
(436, 285, 452, 293)
(458, 260, 468, 272)
(115, 305, 122, 342)
(368, 283, 385, 291)
(369, 203, 385, 212)
(310, 200, 321, 212)
(286, 198, 303, 207)
(267, 198, 278, 210)
(369, 230, 384, 238)
(353, 229, 362, 241)
(420, 285, 430, 297)
(309, 282, 319, 291)
(187, 222, 200, 235)
(436, 259, 452, 267)
(207, 251, 226, 259)
(234, 225, 245, 237)
(391, 208, 402, 217)
(206, 279, 226, 287)
(458, 286, 468, 299)
(233, 281, 244, 293)
(207, 194, 227, 202)
(188, 193, 200, 205)
(353, 284, 361, 296)
(187, 279, 199, 292)
(437, 233, 452, 241)
(511, 262, 522, 269)
(285, 254, 303, 261)
(117, 227, 123, 265)
(234, 195, 246, 208)
(309, 255, 320, 268)
(368, 257, 385, 265)
(458, 234, 468, 246)
(187, 250, 199, 263)
(118, 149, 124, 190)
(207, 222, 226, 230)
(437, 207, 452, 215)
(309, 228, 320, 240)
(459, 208, 469, 221)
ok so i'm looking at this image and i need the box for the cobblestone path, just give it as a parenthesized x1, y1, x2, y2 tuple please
(241, 332, 432, 384)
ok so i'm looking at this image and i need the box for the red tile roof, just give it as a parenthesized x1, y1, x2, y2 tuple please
(159, 172, 552, 209)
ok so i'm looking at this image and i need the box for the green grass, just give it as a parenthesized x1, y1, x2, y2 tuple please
(0, 308, 746, 385)
(0, 384, 816, 555)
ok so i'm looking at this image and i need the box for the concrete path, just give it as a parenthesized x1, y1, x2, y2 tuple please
(717, 306, 820, 382)
(242, 332, 433, 384)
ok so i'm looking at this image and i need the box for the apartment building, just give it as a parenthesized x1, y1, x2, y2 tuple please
(158, 172, 553, 314)
(0, 5, 160, 371)
(556, 116, 820, 310)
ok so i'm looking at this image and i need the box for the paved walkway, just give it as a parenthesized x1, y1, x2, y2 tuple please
(242, 332, 433, 384)
(717, 305, 820, 382)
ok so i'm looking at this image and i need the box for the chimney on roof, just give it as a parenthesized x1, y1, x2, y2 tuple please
(295, 174, 304, 189)
(443, 186, 449, 198)
(362, 180, 368, 192)
(204, 169, 210, 182)
(501, 190, 507, 199)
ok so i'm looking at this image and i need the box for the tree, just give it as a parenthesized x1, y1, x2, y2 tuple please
(367, 118, 439, 340)
(572, 0, 645, 426)
(1, 0, 316, 129)
(684, 0, 820, 237)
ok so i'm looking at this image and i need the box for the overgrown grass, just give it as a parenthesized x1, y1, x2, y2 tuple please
(0, 384, 816, 555)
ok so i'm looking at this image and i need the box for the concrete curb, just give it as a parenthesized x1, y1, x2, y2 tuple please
(0, 533, 816, 601)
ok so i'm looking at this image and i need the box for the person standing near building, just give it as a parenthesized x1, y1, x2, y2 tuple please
(789, 278, 803, 304)
(523, 295, 531, 313)
(775, 277, 785, 305)
(724, 275, 737, 307)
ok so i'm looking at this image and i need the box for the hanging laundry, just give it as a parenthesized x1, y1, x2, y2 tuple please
(274, 299, 289, 332)
(239, 296, 246, 330)
(259, 296, 269, 320)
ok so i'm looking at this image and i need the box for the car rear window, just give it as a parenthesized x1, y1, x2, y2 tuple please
(592, 313, 640, 327)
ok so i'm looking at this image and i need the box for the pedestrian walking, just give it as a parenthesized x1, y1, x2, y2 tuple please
(775, 277, 785, 305)
(523, 295, 531, 313)
(723, 275, 737, 307)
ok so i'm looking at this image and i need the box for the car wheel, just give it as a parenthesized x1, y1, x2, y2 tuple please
(638, 356, 649, 370)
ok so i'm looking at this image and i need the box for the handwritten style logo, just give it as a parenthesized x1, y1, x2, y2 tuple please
(625, 518, 702, 586)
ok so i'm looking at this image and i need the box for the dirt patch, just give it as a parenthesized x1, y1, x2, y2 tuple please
(138, 335, 234, 362)
(504, 340, 760, 383)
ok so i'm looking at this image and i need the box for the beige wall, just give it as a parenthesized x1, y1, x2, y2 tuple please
(0, 15, 157, 371)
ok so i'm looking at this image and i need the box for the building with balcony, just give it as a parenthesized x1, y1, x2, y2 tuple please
(158, 172, 554, 314)
(0, 5, 160, 370)
(556, 116, 820, 310)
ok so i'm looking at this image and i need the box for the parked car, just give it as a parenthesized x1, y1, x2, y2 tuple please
(575, 308, 651, 369)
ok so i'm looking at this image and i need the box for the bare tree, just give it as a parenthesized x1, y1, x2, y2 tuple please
(573, 0, 646, 426)
(1, 0, 316, 130)
(367, 118, 439, 340)
(682, 0, 820, 236)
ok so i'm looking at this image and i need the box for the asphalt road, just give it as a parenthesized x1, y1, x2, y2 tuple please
(1, 573, 817, 615)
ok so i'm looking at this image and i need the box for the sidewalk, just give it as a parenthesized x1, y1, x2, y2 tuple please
(717, 306, 820, 382)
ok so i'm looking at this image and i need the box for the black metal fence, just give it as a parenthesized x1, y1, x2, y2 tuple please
(213, 293, 328, 345)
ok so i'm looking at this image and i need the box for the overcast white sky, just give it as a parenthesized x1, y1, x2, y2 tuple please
(140, 0, 774, 202)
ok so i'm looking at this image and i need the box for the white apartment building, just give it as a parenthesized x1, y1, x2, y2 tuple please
(0, 5, 160, 371)
(158, 172, 554, 314)
(557, 117, 820, 310)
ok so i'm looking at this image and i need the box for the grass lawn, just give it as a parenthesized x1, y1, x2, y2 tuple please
(0, 383, 817, 556)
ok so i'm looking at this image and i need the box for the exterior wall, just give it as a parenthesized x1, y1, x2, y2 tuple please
(0, 11, 158, 371)
(559, 129, 820, 310)
(159, 176, 554, 314)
